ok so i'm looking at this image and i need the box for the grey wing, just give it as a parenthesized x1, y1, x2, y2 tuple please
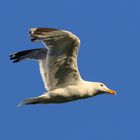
(29, 28, 82, 91)
(38, 58, 48, 90)
(10, 48, 48, 90)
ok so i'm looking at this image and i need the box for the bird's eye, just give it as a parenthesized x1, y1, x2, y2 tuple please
(100, 84, 104, 87)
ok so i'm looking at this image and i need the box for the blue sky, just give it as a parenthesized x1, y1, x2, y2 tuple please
(1, 0, 140, 139)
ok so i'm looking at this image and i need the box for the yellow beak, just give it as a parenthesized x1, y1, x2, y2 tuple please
(106, 89, 116, 95)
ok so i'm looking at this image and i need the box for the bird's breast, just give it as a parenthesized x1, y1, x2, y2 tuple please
(49, 84, 94, 103)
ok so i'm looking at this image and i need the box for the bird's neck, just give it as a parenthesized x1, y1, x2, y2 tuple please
(81, 81, 98, 96)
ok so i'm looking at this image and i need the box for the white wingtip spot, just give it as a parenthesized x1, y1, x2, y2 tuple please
(30, 28, 37, 35)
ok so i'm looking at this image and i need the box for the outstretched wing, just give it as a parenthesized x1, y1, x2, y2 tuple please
(29, 28, 82, 91)
(10, 48, 48, 90)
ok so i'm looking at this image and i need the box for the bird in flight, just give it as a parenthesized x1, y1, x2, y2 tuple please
(10, 27, 116, 106)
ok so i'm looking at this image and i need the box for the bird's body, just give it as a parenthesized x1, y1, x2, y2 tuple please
(18, 81, 104, 106)
(10, 27, 116, 106)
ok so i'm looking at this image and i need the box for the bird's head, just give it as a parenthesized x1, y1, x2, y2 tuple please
(93, 82, 116, 96)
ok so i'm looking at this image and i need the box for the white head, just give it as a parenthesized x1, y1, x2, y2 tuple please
(92, 82, 116, 96)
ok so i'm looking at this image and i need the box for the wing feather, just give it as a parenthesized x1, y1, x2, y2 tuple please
(29, 28, 81, 91)
(10, 48, 48, 90)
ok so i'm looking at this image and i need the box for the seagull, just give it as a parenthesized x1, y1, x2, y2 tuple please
(10, 27, 116, 106)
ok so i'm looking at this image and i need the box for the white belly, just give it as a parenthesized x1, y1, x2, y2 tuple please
(47, 84, 94, 103)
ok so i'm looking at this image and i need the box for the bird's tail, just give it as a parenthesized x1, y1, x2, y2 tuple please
(17, 96, 44, 107)
(9, 48, 47, 63)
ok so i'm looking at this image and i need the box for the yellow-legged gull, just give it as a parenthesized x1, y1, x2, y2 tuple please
(10, 27, 116, 106)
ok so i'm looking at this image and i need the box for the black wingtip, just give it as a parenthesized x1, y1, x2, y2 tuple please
(9, 53, 20, 63)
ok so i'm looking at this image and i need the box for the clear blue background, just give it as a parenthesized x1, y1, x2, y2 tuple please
(1, 0, 140, 139)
